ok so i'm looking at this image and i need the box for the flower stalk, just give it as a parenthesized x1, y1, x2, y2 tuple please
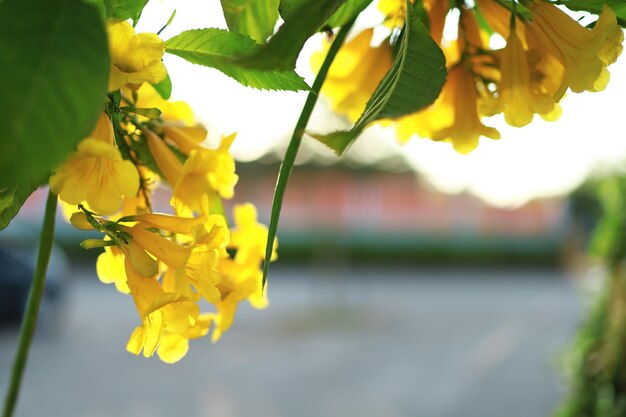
(2, 190, 58, 417)
(262, 18, 357, 286)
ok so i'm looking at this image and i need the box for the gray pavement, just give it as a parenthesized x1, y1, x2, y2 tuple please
(0, 265, 584, 417)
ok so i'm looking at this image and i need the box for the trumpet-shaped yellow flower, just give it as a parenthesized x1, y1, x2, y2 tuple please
(163, 125, 208, 156)
(476, 0, 526, 42)
(171, 134, 239, 216)
(156, 314, 214, 363)
(230, 203, 277, 264)
(145, 129, 183, 186)
(124, 259, 200, 360)
(430, 64, 500, 154)
(498, 30, 557, 127)
(107, 21, 167, 92)
(133, 84, 195, 125)
(527, 2, 623, 93)
(119, 223, 192, 270)
(205, 204, 274, 342)
(50, 113, 139, 215)
(211, 261, 264, 342)
(312, 29, 393, 122)
(96, 245, 130, 293)
(132, 84, 209, 156)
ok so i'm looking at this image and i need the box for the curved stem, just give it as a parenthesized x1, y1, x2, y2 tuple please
(262, 19, 356, 286)
(2, 190, 57, 417)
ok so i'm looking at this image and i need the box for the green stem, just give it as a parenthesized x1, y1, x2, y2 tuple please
(2, 190, 57, 417)
(262, 19, 356, 286)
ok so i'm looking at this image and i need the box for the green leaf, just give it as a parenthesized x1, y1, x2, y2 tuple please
(561, 0, 626, 27)
(313, 0, 446, 155)
(0, 0, 110, 190)
(104, 0, 149, 23)
(220, 0, 280, 44)
(157, 9, 177, 35)
(151, 72, 172, 99)
(236, 0, 346, 71)
(261, 20, 356, 287)
(0, 183, 39, 231)
(278, 0, 307, 21)
(165, 28, 310, 91)
(325, 0, 373, 28)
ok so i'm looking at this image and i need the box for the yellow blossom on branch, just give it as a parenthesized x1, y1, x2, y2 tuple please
(49, 113, 139, 215)
(311, 28, 393, 122)
(429, 63, 501, 154)
(497, 30, 557, 127)
(526, 2, 623, 93)
(107, 20, 167, 92)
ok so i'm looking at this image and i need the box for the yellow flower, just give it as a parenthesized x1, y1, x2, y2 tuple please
(163, 125, 208, 156)
(132, 84, 209, 156)
(156, 314, 214, 363)
(96, 245, 130, 293)
(171, 134, 239, 216)
(476, 0, 526, 42)
(378, 0, 405, 28)
(107, 20, 167, 92)
(429, 64, 500, 154)
(145, 129, 183, 186)
(230, 203, 277, 264)
(133, 84, 195, 125)
(124, 258, 200, 360)
(118, 223, 192, 270)
(50, 113, 139, 215)
(527, 2, 623, 93)
(206, 203, 275, 342)
(211, 262, 263, 342)
(312, 29, 393, 122)
(395, 9, 497, 151)
(161, 214, 229, 304)
(497, 30, 557, 127)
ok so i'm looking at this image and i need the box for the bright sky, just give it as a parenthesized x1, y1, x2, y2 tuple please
(137, 0, 626, 207)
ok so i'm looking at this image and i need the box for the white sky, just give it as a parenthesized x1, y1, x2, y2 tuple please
(136, 0, 626, 207)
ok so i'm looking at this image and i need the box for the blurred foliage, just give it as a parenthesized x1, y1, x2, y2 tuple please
(556, 176, 626, 417)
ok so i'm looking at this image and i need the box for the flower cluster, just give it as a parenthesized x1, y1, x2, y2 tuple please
(314, 0, 623, 154)
(49, 20, 276, 363)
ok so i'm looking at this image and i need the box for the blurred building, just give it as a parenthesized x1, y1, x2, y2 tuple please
(9, 163, 568, 265)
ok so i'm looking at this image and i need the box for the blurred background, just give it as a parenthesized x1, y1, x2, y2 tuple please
(1, 1, 625, 416)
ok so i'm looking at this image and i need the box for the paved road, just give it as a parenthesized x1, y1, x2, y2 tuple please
(0, 265, 584, 417)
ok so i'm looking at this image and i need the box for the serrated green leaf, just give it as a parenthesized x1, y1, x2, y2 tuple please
(165, 28, 310, 91)
(561, 0, 626, 27)
(0, 183, 39, 231)
(326, 0, 373, 28)
(104, 0, 149, 23)
(236, 0, 346, 71)
(151, 72, 172, 99)
(0, 0, 110, 190)
(313, 0, 446, 155)
(221, 0, 280, 44)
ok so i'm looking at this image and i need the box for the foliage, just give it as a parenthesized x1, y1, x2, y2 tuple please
(313, 1, 446, 155)
(556, 177, 626, 417)
(165, 28, 309, 91)
(0, 0, 109, 190)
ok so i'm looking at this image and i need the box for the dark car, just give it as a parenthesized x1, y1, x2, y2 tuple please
(0, 219, 68, 326)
